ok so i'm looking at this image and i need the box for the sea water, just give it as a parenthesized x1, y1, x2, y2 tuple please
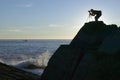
(0, 39, 71, 75)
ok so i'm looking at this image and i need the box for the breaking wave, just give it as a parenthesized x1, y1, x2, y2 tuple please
(0, 50, 52, 75)
(16, 50, 51, 68)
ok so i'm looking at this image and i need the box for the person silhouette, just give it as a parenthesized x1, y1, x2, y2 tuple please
(88, 9, 102, 21)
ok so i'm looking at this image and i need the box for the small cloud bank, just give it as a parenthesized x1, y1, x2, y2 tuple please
(48, 24, 66, 28)
(24, 3, 33, 8)
(8, 29, 21, 32)
(17, 3, 33, 8)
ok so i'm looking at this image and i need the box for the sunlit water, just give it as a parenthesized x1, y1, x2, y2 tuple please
(0, 39, 71, 75)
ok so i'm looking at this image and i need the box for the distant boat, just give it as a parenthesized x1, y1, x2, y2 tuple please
(23, 40, 28, 42)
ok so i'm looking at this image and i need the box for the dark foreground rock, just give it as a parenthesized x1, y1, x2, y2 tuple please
(40, 21, 120, 80)
(24, 64, 45, 69)
(0, 62, 40, 80)
(41, 45, 83, 80)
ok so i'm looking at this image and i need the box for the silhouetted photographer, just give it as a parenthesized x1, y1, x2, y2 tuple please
(88, 9, 102, 21)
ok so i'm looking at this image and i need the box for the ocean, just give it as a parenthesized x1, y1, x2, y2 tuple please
(0, 39, 71, 75)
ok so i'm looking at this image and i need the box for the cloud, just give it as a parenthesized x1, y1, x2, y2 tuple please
(8, 29, 21, 32)
(24, 3, 33, 8)
(48, 24, 65, 28)
(18, 3, 33, 8)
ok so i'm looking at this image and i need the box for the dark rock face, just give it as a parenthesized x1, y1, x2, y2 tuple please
(98, 28, 120, 54)
(40, 21, 120, 80)
(70, 21, 118, 50)
(41, 45, 83, 80)
(0, 62, 40, 80)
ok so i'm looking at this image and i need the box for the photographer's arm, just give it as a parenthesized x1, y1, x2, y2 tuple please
(89, 12, 95, 16)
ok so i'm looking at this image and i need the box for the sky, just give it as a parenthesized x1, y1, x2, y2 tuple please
(0, 0, 120, 39)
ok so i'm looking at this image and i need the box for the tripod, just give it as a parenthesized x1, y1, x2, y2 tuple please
(86, 14, 94, 22)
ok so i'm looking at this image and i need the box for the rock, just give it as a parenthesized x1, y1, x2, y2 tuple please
(24, 64, 45, 69)
(83, 54, 120, 80)
(40, 45, 83, 80)
(40, 21, 120, 80)
(0, 62, 40, 80)
(98, 28, 120, 54)
(70, 21, 118, 50)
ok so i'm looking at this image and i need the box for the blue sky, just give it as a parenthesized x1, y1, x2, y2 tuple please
(0, 0, 120, 39)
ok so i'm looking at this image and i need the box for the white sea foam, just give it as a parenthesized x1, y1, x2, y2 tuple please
(14, 50, 51, 75)
(35, 50, 51, 67)
(0, 59, 4, 63)
(15, 50, 51, 67)
(0, 50, 51, 75)
(22, 69, 44, 75)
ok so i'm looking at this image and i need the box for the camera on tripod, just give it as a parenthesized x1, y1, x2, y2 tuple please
(88, 10, 92, 16)
(86, 10, 93, 22)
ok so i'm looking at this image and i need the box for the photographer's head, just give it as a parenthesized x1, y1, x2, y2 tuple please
(90, 9, 93, 11)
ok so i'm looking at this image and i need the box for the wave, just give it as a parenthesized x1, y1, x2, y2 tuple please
(0, 50, 52, 75)
(16, 50, 51, 68)
(0, 59, 4, 63)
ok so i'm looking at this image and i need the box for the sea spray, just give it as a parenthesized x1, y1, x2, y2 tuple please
(0, 59, 4, 63)
(35, 50, 51, 67)
(15, 50, 51, 69)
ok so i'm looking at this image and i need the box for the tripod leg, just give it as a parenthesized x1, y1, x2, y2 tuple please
(89, 15, 94, 21)
(89, 15, 91, 22)
(86, 15, 89, 22)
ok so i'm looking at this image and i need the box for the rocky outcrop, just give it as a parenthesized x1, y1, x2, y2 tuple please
(40, 21, 120, 80)
(40, 45, 83, 80)
(70, 21, 118, 50)
(98, 28, 120, 54)
(0, 62, 40, 80)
